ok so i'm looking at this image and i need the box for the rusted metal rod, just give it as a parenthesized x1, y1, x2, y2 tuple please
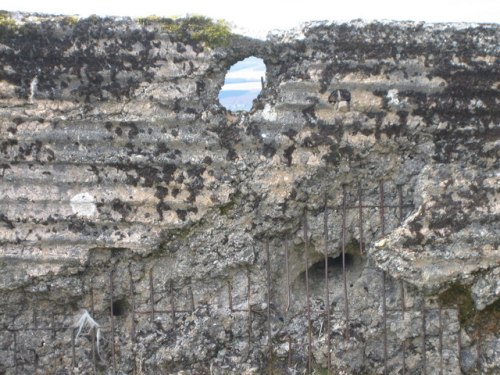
(422, 299, 427, 375)
(358, 182, 364, 254)
(189, 282, 195, 313)
(90, 278, 97, 374)
(382, 271, 388, 375)
(304, 214, 312, 374)
(109, 270, 117, 374)
(170, 280, 176, 341)
(284, 238, 291, 312)
(379, 181, 385, 236)
(265, 239, 272, 358)
(324, 194, 331, 373)
(149, 269, 155, 322)
(439, 305, 443, 375)
(72, 329, 76, 369)
(398, 185, 404, 224)
(128, 265, 137, 375)
(227, 280, 233, 312)
(247, 269, 252, 349)
(288, 335, 292, 368)
(401, 280, 406, 375)
(341, 185, 349, 339)
(13, 330, 18, 375)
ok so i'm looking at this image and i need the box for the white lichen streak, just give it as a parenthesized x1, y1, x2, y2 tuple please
(70, 192, 98, 218)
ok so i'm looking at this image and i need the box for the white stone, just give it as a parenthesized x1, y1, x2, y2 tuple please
(70, 192, 98, 218)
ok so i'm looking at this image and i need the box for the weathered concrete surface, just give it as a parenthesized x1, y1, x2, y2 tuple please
(0, 14, 499, 374)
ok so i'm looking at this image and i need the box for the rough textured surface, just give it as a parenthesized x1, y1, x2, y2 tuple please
(0, 13, 499, 374)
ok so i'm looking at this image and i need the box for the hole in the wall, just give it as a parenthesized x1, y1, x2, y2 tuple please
(112, 298, 127, 316)
(218, 56, 266, 112)
(309, 254, 355, 275)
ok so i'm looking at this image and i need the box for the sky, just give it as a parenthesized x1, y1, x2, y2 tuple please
(219, 57, 266, 111)
(1, 0, 499, 38)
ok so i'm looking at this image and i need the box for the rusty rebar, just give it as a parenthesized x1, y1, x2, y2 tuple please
(189, 282, 195, 313)
(90, 278, 97, 374)
(401, 280, 406, 375)
(382, 271, 388, 375)
(341, 185, 349, 339)
(13, 330, 18, 375)
(128, 265, 137, 375)
(379, 181, 385, 236)
(398, 185, 404, 224)
(33, 302, 38, 329)
(227, 280, 233, 312)
(170, 280, 176, 341)
(324, 195, 331, 373)
(422, 299, 427, 375)
(265, 240, 272, 359)
(358, 182, 364, 254)
(149, 269, 155, 322)
(439, 305, 443, 375)
(109, 270, 117, 374)
(51, 313, 56, 339)
(288, 336, 292, 368)
(284, 238, 291, 312)
(303, 214, 312, 374)
(247, 268, 252, 349)
(477, 329, 482, 372)
(72, 329, 76, 369)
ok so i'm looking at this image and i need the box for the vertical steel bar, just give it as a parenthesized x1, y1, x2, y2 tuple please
(341, 185, 349, 339)
(247, 269, 252, 348)
(379, 181, 385, 236)
(51, 314, 56, 339)
(284, 238, 291, 312)
(401, 280, 406, 375)
(304, 214, 312, 374)
(288, 336, 292, 368)
(324, 194, 331, 374)
(458, 324, 461, 367)
(358, 182, 364, 254)
(33, 302, 38, 329)
(422, 299, 427, 375)
(13, 330, 18, 375)
(170, 280, 176, 341)
(128, 265, 137, 375)
(439, 305, 443, 375)
(72, 329, 76, 369)
(399, 186, 407, 375)
(189, 282, 195, 313)
(379, 181, 388, 374)
(477, 329, 482, 372)
(90, 278, 97, 374)
(227, 280, 233, 312)
(265, 240, 273, 361)
(109, 270, 117, 374)
(398, 185, 404, 224)
(149, 269, 155, 322)
(382, 271, 388, 375)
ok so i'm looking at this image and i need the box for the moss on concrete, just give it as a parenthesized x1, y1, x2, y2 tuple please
(438, 283, 475, 326)
(137, 15, 232, 48)
(438, 283, 500, 338)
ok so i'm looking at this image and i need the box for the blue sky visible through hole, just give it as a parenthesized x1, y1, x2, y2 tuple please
(219, 56, 266, 111)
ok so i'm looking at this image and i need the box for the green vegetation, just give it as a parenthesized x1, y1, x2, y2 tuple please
(137, 15, 232, 48)
(0, 11, 16, 28)
(438, 282, 500, 337)
(61, 15, 79, 26)
(0, 11, 17, 41)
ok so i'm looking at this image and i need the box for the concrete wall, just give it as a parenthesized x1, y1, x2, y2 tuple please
(0, 14, 499, 374)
